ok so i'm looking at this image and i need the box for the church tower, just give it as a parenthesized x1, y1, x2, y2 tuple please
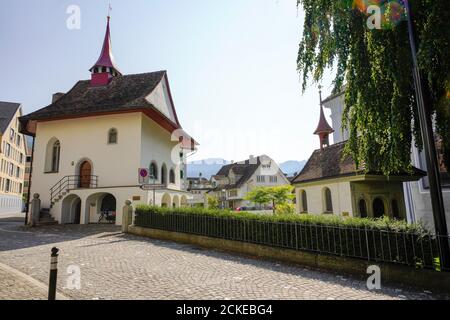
(90, 16, 121, 86)
(314, 87, 334, 150)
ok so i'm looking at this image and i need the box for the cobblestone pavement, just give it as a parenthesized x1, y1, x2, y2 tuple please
(0, 263, 47, 300)
(0, 219, 448, 300)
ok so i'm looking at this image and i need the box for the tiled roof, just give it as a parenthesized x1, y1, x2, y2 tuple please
(0, 101, 20, 134)
(20, 71, 167, 123)
(212, 157, 261, 190)
(292, 141, 426, 184)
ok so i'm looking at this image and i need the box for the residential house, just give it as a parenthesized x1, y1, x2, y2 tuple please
(292, 91, 425, 219)
(187, 175, 213, 207)
(208, 155, 290, 209)
(19, 16, 196, 225)
(0, 102, 27, 213)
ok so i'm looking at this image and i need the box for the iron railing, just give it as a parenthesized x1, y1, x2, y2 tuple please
(50, 175, 98, 203)
(135, 211, 450, 272)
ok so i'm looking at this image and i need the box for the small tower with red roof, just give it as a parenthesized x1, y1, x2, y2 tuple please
(314, 86, 334, 150)
(90, 15, 121, 86)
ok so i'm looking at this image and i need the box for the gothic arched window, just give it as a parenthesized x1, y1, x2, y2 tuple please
(301, 190, 308, 213)
(169, 169, 175, 184)
(108, 128, 118, 144)
(323, 187, 333, 213)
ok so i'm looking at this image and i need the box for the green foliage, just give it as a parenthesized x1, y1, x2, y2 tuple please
(244, 187, 271, 207)
(135, 206, 438, 269)
(275, 203, 296, 215)
(207, 196, 219, 209)
(135, 205, 429, 234)
(296, 0, 450, 174)
(245, 185, 294, 210)
(268, 185, 295, 206)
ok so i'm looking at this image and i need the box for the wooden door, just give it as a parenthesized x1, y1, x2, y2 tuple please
(79, 161, 92, 188)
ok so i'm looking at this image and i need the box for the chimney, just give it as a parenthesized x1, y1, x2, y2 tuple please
(52, 92, 64, 103)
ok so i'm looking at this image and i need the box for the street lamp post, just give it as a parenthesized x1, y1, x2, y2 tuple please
(404, 0, 450, 269)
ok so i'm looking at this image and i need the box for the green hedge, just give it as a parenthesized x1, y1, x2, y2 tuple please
(134, 205, 440, 270)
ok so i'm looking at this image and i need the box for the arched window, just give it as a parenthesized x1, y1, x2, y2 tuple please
(149, 162, 158, 180)
(108, 128, 118, 144)
(391, 199, 400, 219)
(323, 187, 333, 213)
(51, 140, 61, 172)
(301, 190, 308, 213)
(169, 169, 175, 184)
(359, 199, 368, 218)
(373, 198, 385, 218)
(161, 164, 167, 186)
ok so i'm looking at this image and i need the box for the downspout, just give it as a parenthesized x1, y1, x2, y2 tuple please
(24, 136, 35, 226)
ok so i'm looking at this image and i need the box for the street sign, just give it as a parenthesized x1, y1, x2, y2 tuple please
(140, 184, 165, 191)
(138, 168, 150, 184)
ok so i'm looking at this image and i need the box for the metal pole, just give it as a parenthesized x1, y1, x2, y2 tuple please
(24, 136, 35, 225)
(404, 0, 450, 269)
(48, 247, 59, 300)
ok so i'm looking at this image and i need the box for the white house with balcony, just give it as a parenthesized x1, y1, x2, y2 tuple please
(208, 155, 290, 209)
(19, 16, 196, 226)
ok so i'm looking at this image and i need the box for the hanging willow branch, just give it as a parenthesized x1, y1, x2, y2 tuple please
(296, 0, 450, 175)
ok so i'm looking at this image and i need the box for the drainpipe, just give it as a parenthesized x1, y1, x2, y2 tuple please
(24, 136, 35, 226)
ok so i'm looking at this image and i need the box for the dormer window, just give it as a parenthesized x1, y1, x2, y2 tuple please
(108, 128, 118, 144)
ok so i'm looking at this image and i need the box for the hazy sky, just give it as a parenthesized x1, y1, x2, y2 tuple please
(0, 0, 335, 163)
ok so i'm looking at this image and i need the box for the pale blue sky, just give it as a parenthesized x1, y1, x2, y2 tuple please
(0, 0, 334, 163)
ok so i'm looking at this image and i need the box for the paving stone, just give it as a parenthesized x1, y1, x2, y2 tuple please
(0, 221, 448, 300)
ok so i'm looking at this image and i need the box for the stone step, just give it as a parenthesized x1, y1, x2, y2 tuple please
(36, 220, 58, 226)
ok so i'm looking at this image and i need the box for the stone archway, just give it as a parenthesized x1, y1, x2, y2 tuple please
(180, 195, 188, 207)
(85, 192, 117, 224)
(373, 198, 385, 218)
(161, 193, 171, 207)
(61, 194, 82, 224)
(172, 195, 180, 208)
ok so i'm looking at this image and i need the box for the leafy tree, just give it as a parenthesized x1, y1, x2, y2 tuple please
(296, 0, 450, 175)
(207, 196, 219, 210)
(244, 187, 271, 208)
(245, 185, 295, 213)
(268, 185, 295, 211)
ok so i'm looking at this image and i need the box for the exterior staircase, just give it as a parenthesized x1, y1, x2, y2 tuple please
(50, 175, 98, 208)
(37, 208, 58, 226)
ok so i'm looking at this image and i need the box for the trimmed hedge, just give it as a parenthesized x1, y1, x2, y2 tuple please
(134, 205, 441, 270)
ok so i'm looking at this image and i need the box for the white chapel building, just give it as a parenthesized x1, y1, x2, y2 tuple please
(320, 91, 450, 231)
(292, 91, 425, 219)
(19, 16, 197, 225)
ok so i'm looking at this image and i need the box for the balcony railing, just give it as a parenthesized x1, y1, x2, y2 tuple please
(50, 175, 98, 204)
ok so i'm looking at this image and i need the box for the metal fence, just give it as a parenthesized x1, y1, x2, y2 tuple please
(135, 211, 450, 272)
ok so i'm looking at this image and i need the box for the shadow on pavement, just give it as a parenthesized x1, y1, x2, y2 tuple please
(0, 220, 120, 252)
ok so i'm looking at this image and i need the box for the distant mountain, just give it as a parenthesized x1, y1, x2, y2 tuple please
(279, 160, 306, 177)
(187, 158, 306, 179)
(187, 158, 230, 179)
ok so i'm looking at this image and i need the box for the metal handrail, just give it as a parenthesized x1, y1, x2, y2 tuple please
(50, 175, 98, 203)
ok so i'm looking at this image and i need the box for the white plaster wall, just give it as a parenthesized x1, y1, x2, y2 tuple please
(30, 113, 142, 209)
(295, 181, 353, 216)
(140, 114, 183, 191)
(145, 75, 177, 123)
(323, 94, 348, 144)
(404, 142, 450, 232)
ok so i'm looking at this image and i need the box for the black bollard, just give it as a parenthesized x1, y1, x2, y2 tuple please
(48, 247, 59, 300)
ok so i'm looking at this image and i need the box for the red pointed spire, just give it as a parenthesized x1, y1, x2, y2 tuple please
(314, 105, 334, 135)
(90, 15, 121, 86)
(314, 87, 334, 149)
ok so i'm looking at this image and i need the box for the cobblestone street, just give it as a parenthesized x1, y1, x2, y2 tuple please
(0, 217, 447, 300)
